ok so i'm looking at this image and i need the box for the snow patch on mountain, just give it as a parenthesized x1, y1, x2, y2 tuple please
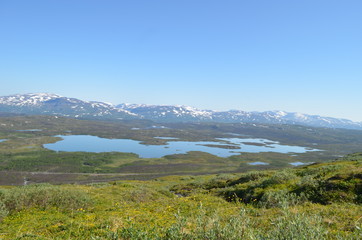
(0, 93, 61, 106)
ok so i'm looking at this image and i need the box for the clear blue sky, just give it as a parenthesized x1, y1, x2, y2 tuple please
(1, 1, 361, 121)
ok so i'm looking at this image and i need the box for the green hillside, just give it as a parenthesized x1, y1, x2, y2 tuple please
(0, 153, 361, 239)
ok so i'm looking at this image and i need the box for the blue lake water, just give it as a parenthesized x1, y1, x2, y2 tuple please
(289, 162, 314, 166)
(0, 139, 5, 143)
(154, 137, 179, 140)
(44, 135, 320, 158)
(247, 162, 269, 165)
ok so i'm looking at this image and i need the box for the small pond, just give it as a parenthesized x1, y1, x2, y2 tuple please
(44, 135, 320, 158)
(289, 162, 314, 166)
(248, 162, 269, 165)
(0, 139, 5, 143)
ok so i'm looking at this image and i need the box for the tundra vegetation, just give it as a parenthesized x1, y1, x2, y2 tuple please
(0, 153, 361, 239)
(0, 116, 362, 239)
(1, 116, 362, 184)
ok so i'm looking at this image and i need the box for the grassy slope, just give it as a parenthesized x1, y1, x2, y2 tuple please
(0, 153, 361, 239)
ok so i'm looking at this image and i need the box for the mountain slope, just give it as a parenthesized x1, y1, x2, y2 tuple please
(117, 104, 214, 122)
(1, 93, 361, 130)
(118, 104, 362, 130)
(0, 93, 138, 120)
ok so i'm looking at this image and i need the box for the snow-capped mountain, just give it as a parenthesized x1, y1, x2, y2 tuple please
(1, 93, 362, 130)
(117, 103, 362, 129)
(117, 104, 214, 122)
(0, 93, 137, 120)
(0, 93, 61, 106)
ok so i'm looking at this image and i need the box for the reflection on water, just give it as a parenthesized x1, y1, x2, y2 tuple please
(44, 135, 321, 158)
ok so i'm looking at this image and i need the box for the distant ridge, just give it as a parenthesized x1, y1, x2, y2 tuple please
(1, 93, 361, 130)
(0, 93, 137, 120)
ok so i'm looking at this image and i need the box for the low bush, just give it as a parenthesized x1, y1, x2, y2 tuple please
(0, 184, 92, 220)
(261, 169, 297, 187)
(260, 210, 329, 239)
(259, 189, 308, 208)
(115, 209, 257, 240)
(227, 171, 270, 186)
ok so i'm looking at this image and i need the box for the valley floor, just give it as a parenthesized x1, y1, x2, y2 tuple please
(2, 116, 362, 185)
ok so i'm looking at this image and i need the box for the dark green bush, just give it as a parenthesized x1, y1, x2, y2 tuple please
(227, 171, 270, 186)
(261, 169, 297, 187)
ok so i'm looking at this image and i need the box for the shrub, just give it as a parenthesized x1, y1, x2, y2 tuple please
(261, 210, 329, 239)
(117, 186, 172, 203)
(0, 201, 8, 220)
(261, 169, 297, 187)
(117, 209, 257, 240)
(227, 171, 270, 186)
(0, 184, 92, 216)
(297, 165, 342, 178)
(259, 189, 308, 208)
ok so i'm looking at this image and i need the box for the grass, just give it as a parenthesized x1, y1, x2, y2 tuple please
(0, 154, 361, 239)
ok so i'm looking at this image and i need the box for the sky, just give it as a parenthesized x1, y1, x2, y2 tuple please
(0, 1, 361, 121)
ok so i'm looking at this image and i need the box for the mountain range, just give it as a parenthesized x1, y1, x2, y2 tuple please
(1, 93, 361, 130)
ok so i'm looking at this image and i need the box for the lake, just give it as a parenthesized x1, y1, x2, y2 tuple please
(44, 135, 320, 158)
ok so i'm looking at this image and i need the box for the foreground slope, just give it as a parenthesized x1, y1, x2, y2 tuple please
(0, 153, 361, 239)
